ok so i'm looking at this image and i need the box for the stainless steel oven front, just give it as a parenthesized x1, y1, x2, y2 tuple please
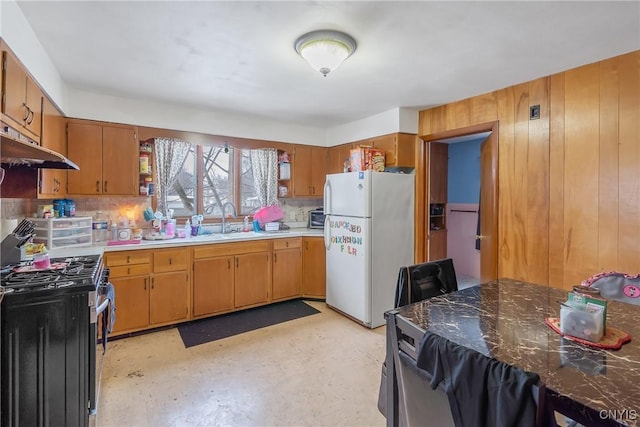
(88, 268, 112, 426)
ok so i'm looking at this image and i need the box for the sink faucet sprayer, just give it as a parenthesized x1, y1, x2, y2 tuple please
(221, 202, 237, 233)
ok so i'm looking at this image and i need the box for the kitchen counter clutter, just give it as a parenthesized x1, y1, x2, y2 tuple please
(65, 227, 326, 337)
(387, 279, 640, 427)
(48, 227, 323, 258)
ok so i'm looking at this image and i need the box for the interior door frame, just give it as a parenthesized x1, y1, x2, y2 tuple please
(418, 121, 499, 281)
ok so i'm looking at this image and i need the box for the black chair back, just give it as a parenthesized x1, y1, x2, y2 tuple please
(394, 258, 459, 307)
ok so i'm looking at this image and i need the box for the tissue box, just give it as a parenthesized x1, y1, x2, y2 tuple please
(560, 304, 604, 342)
(568, 292, 607, 333)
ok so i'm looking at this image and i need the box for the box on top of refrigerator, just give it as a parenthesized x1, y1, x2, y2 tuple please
(350, 147, 385, 172)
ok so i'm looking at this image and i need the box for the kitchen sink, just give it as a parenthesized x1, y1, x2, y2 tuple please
(187, 233, 228, 241)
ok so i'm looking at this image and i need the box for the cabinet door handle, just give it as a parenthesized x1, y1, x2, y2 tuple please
(22, 103, 29, 121)
(151, 278, 155, 289)
(308, 186, 312, 194)
(127, 255, 130, 263)
(227, 259, 231, 269)
(169, 258, 172, 265)
(26, 108, 34, 124)
(104, 181, 108, 193)
(274, 253, 278, 263)
(236, 258, 239, 268)
(144, 278, 147, 290)
(306, 241, 309, 250)
(286, 242, 289, 248)
(312, 186, 315, 195)
(127, 267, 130, 275)
(96, 181, 100, 193)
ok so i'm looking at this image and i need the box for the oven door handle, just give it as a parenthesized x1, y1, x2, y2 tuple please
(96, 298, 109, 316)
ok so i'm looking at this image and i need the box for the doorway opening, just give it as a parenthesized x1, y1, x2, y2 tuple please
(429, 132, 490, 288)
(421, 121, 499, 285)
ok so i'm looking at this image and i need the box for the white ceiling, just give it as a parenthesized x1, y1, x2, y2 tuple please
(16, 1, 640, 129)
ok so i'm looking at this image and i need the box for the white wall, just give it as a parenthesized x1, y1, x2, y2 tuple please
(0, 1, 418, 146)
(65, 89, 327, 146)
(0, 0, 68, 111)
(327, 108, 418, 145)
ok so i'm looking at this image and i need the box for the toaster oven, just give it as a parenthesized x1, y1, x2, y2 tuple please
(308, 208, 325, 229)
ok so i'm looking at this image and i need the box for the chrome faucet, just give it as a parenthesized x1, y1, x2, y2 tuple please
(221, 202, 237, 233)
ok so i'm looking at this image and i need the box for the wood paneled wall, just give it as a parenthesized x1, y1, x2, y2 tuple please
(419, 50, 640, 290)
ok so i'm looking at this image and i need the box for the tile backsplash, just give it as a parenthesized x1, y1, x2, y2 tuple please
(1, 196, 322, 226)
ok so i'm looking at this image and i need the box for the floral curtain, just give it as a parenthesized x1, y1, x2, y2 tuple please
(154, 137, 192, 217)
(250, 148, 279, 207)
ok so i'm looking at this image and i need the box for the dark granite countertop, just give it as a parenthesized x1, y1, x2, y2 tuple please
(395, 278, 640, 427)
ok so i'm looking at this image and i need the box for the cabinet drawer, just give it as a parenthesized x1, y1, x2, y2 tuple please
(153, 248, 189, 272)
(193, 240, 270, 259)
(273, 237, 301, 250)
(109, 263, 151, 278)
(106, 251, 151, 267)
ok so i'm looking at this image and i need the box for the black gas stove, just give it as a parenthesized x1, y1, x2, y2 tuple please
(0, 254, 102, 294)
(1, 252, 109, 427)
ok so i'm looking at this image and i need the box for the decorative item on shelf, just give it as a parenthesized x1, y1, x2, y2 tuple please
(278, 151, 290, 163)
(139, 142, 153, 153)
(294, 29, 357, 77)
(145, 177, 155, 196)
(279, 161, 291, 180)
(139, 152, 150, 174)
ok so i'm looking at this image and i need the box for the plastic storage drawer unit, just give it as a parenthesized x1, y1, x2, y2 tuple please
(32, 217, 93, 249)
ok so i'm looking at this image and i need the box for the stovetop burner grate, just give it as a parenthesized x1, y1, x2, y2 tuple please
(1, 254, 102, 294)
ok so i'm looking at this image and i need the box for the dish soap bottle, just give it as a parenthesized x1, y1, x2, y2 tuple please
(92, 211, 108, 244)
(184, 219, 191, 239)
(243, 216, 250, 232)
(110, 221, 118, 242)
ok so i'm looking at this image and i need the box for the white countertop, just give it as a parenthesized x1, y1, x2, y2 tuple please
(49, 228, 324, 258)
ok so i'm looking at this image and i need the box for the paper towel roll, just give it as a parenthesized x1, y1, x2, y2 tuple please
(1, 218, 18, 240)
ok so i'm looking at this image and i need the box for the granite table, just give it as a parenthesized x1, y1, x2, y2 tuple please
(385, 279, 640, 427)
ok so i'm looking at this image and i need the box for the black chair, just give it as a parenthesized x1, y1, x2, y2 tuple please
(394, 258, 459, 308)
(379, 259, 460, 424)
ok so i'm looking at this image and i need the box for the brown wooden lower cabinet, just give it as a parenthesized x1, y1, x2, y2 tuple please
(428, 229, 447, 261)
(110, 275, 150, 334)
(272, 238, 302, 301)
(302, 237, 326, 298)
(150, 271, 190, 325)
(193, 256, 234, 317)
(106, 247, 190, 336)
(107, 236, 323, 335)
(234, 252, 270, 308)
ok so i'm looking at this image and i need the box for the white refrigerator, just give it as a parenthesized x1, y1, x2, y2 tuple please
(323, 171, 414, 328)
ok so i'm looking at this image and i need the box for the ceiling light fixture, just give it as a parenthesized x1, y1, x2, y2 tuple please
(295, 30, 357, 77)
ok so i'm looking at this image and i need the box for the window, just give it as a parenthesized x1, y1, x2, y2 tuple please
(165, 144, 259, 218)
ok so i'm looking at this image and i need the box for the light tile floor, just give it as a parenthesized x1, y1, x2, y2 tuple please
(97, 301, 387, 427)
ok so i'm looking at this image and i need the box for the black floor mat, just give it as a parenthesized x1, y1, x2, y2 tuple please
(178, 299, 321, 348)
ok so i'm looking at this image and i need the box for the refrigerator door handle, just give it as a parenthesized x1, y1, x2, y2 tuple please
(324, 215, 331, 250)
(324, 179, 331, 213)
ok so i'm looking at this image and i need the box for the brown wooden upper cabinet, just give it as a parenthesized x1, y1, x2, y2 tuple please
(327, 133, 416, 173)
(292, 145, 327, 198)
(358, 133, 416, 168)
(38, 98, 67, 198)
(327, 143, 353, 174)
(67, 120, 138, 195)
(429, 142, 448, 203)
(2, 48, 43, 140)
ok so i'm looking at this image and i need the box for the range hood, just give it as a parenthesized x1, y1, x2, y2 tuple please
(0, 133, 79, 170)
